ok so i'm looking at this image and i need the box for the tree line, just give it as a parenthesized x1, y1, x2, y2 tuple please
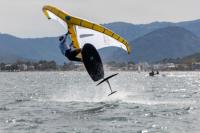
(0, 60, 84, 71)
(0, 60, 135, 72)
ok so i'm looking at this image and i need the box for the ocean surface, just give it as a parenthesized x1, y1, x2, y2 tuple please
(0, 71, 199, 133)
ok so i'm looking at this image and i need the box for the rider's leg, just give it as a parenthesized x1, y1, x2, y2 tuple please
(65, 49, 82, 62)
(70, 49, 81, 57)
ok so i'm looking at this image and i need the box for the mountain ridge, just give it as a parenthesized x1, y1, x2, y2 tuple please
(104, 19, 200, 41)
(1, 19, 200, 63)
(98, 26, 200, 63)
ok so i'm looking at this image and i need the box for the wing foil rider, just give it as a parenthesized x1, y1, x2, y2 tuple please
(59, 32, 82, 62)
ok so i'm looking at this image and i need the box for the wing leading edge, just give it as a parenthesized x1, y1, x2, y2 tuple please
(42, 5, 131, 54)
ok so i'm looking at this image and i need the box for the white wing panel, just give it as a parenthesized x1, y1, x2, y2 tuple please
(76, 26, 127, 51)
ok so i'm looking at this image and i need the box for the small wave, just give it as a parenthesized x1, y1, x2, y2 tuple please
(137, 129, 148, 133)
(33, 118, 44, 124)
(6, 98, 31, 105)
(101, 116, 128, 122)
(0, 106, 9, 111)
(15, 99, 31, 103)
(16, 119, 27, 123)
(5, 118, 42, 131)
(184, 106, 195, 111)
(78, 106, 105, 114)
(76, 103, 119, 114)
(6, 118, 16, 124)
(121, 99, 197, 106)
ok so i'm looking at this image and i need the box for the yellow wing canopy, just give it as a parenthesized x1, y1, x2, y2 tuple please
(42, 5, 131, 54)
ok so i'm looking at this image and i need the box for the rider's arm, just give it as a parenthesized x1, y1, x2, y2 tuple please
(59, 42, 67, 55)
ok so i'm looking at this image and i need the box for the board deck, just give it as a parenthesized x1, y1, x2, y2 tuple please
(81, 43, 104, 81)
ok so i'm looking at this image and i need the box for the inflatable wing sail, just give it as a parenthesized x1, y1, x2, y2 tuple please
(43, 5, 131, 54)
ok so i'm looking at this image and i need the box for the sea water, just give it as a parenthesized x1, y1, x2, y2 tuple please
(0, 71, 199, 133)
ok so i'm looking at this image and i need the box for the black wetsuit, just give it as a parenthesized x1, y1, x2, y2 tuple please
(65, 48, 82, 62)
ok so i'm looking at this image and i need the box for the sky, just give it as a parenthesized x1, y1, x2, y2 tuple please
(1, 0, 200, 38)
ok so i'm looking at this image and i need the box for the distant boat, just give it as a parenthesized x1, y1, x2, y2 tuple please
(149, 70, 159, 76)
(149, 71, 155, 76)
(156, 71, 159, 75)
